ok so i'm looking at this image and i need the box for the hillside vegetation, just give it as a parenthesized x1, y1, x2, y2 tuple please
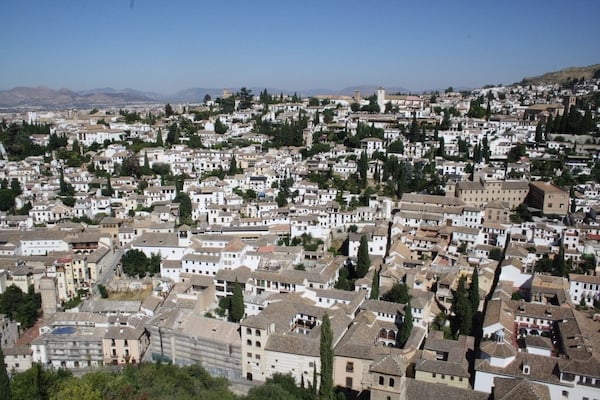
(520, 64, 600, 85)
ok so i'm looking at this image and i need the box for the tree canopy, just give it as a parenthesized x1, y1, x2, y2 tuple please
(121, 249, 161, 278)
(0, 285, 41, 329)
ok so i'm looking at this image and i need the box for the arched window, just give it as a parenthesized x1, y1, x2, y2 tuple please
(247, 339, 252, 346)
(379, 328, 387, 339)
(389, 378, 395, 387)
(256, 341, 261, 348)
(246, 328, 252, 335)
(387, 331, 396, 340)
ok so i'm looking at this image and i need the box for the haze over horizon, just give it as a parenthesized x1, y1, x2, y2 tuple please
(2, 0, 600, 94)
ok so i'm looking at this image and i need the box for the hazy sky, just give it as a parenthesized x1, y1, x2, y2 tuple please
(2, 0, 599, 94)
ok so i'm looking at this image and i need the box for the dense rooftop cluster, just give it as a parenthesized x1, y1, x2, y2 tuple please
(1, 77, 600, 400)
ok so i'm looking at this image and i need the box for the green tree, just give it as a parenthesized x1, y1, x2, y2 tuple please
(388, 140, 404, 154)
(507, 143, 526, 163)
(0, 347, 10, 400)
(10, 179, 22, 197)
(381, 282, 410, 304)
(148, 253, 162, 276)
(535, 121, 544, 146)
(451, 276, 472, 336)
(0, 189, 15, 212)
(156, 129, 164, 147)
(10, 363, 72, 400)
(238, 87, 253, 110)
(166, 123, 180, 145)
(469, 267, 480, 313)
(50, 379, 101, 400)
(101, 176, 113, 197)
(165, 103, 174, 117)
(142, 152, 151, 175)
(229, 155, 238, 175)
(229, 280, 244, 322)
(319, 313, 334, 400)
(357, 151, 368, 188)
(370, 268, 380, 299)
(174, 192, 192, 225)
(97, 284, 108, 299)
(0, 285, 40, 329)
(58, 169, 74, 197)
(553, 245, 567, 277)
(214, 118, 228, 134)
(489, 247, 504, 261)
(356, 235, 370, 278)
(121, 249, 149, 278)
(218, 95, 236, 114)
(398, 300, 413, 347)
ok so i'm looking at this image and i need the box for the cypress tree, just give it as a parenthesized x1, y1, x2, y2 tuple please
(142, 151, 151, 175)
(469, 267, 480, 313)
(545, 114, 553, 139)
(319, 313, 334, 400)
(312, 364, 318, 398)
(229, 155, 238, 175)
(229, 279, 244, 322)
(0, 346, 10, 400)
(553, 245, 567, 277)
(452, 275, 472, 336)
(358, 151, 368, 188)
(370, 268, 380, 299)
(156, 129, 163, 147)
(356, 235, 370, 278)
(398, 301, 413, 347)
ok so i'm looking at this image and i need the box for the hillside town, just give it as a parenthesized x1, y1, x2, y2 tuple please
(1, 76, 600, 400)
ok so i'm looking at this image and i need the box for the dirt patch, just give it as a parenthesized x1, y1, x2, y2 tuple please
(108, 287, 152, 301)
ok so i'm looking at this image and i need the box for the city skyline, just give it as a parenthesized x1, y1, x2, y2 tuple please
(2, 0, 600, 94)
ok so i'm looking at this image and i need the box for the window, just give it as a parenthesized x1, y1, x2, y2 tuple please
(389, 378, 395, 387)
(432, 373, 436, 378)
(346, 377, 353, 388)
(247, 340, 252, 346)
(256, 330, 261, 337)
(346, 362, 354, 372)
(561, 390, 568, 398)
(379, 376, 384, 385)
(246, 328, 252, 335)
(256, 341, 261, 348)
(247, 352, 252, 358)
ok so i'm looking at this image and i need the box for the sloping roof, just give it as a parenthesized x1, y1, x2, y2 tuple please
(370, 353, 407, 376)
(403, 379, 488, 400)
(493, 377, 551, 400)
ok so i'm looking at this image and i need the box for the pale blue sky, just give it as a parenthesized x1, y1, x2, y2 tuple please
(2, 0, 599, 93)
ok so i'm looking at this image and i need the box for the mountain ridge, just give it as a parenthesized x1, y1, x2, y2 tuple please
(2, 64, 599, 109)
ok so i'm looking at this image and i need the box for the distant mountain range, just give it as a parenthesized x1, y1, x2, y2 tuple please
(2, 64, 598, 109)
(0, 85, 414, 109)
(0, 87, 156, 109)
